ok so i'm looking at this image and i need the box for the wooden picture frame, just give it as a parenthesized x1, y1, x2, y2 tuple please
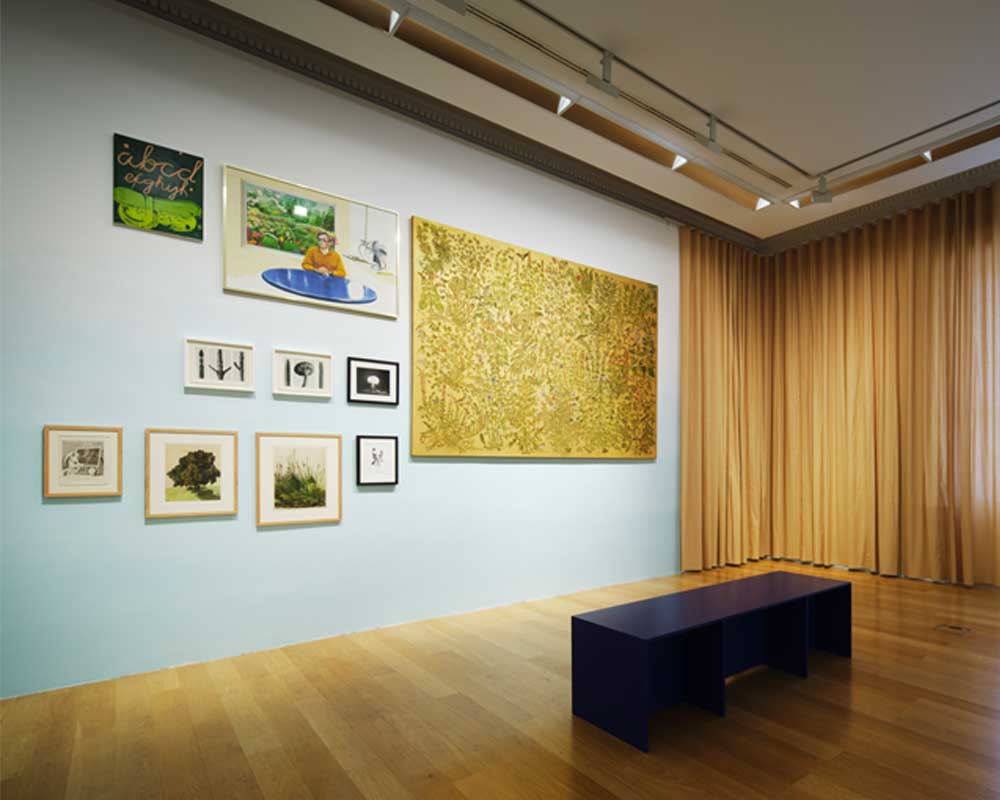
(356, 435, 399, 486)
(256, 433, 342, 527)
(43, 425, 123, 498)
(272, 348, 333, 398)
(184, 338, 255, 392)
(347, 357, 399, 405)
(145, 428, 238, 519)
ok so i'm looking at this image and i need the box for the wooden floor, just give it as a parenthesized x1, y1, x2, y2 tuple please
(2, 561, 999, 799)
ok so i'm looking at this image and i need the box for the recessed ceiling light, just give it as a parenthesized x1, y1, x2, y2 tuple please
(671, 154, 688, 170)
(922, 150, 933, 162)
(789, 199, 801, 209)
(556, 96, 574, 116)
(388, 8, 406, 36)
(755, 197, 771, 211)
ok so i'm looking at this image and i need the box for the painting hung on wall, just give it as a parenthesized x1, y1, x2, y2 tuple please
(43, 426, 123, 498)
(223, 166, 399, 318)
(184, 338, 255, 392)
(256, 433, 342, 526)
(347, 357, 399, 405)
(113, 133, 204, 240)
(411, 217, 658, 459)
(145, 429, 238, 518)
(273, 349, 332, 398)
(356, 435, 398, 486)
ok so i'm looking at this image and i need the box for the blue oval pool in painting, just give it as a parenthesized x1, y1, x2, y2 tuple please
(261, 269, 378, 305)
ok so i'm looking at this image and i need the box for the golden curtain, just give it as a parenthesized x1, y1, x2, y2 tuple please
(681, 182, 1000, 586)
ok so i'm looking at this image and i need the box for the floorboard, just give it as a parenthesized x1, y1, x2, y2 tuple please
(2, 562, 998, 799)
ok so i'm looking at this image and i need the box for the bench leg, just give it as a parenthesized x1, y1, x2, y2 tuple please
(572, 618, 650, 751)
(684, 622, 726, 716)
(766, 597, 810, 678)
(813, 584, 852, 658)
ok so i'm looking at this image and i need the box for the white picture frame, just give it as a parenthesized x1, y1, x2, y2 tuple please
(272, 349, 332, 398)
(256, 433, 342, 527)
(184, 338, 255, 392)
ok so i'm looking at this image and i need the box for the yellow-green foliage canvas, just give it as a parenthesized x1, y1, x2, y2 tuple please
(412, 218, 657, 458)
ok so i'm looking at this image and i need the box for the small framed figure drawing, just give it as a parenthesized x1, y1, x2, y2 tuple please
(347, 357, 398, 405)
(146, 429, 238, 519)
(43, 425, 123, 498)
(357, 435, 398, 486)
(257, 433, 342, 527)
(184, 338, 254, 392)
(273, 349, 332, 398)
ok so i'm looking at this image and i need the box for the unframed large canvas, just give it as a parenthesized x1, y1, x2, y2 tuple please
(411, 217, 657, 459)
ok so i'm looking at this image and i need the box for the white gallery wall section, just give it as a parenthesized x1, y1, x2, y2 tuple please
(0, 0, 680, 697)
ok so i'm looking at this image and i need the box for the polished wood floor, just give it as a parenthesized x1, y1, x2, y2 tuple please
(2, 561, 999, 799)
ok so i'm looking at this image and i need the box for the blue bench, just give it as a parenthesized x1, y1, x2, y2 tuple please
(571, 571, 852, 751)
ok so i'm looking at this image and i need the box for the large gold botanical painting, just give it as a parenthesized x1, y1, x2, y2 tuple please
(412, 218, 657, 458)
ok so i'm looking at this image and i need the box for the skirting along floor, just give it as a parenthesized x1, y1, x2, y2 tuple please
(2, 561, 999, 799)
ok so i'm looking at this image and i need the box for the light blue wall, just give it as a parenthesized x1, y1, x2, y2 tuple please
(0, 0, 680, 698)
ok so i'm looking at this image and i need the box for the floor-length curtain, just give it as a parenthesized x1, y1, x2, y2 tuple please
(681, 182, 1000, 586)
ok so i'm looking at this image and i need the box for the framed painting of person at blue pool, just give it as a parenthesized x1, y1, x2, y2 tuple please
(223, 165, 399, 319)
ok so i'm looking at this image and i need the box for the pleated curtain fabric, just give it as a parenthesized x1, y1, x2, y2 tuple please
(680, 182, 1000, 586)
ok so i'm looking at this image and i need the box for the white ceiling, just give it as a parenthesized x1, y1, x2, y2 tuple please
(217, 0, 1000, 238)
(529, 0, 1000, 175)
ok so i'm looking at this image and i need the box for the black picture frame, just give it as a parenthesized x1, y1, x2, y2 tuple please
(356, 435, 399, 486)
(346, 357, 399, 405)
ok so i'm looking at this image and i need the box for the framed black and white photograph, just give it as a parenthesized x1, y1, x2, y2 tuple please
(273, 349, 332, 398)
(184, 338, 254, 392)
(43, 425, 123, 498)
(356, 435, 398, 486)
(347, 357, 398, 405)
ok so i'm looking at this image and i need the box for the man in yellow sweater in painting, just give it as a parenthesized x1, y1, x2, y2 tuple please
(301, 231, 346, 277)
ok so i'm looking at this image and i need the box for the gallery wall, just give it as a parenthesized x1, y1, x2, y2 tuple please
(0, 0, 680, 697)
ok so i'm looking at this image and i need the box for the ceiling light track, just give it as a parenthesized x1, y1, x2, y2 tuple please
(509, 0, 813, 178)
(467, 2, 791, 189)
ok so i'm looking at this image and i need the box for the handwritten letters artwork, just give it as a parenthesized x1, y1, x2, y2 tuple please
(113, 133, 204, 240)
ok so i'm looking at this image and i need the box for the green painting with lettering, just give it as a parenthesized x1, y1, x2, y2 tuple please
(113, 133, 204, 240)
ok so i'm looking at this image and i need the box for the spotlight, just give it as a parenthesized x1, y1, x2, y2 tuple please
(811, 175, 833, 204)
(789, 199, 801, 209)
(586, 51, 621, 98)
(556, 96, 574, 116)
(671, 154, 688, 170)
(755, 197, 771, 211)
(388, 7, 407, 35)
(922, 150, 933, 163)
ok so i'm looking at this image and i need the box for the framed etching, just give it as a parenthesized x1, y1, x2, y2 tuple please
(184, 338, 255, 392)
(223, 166, 399, 318)
(256, 433, 342, 526)
(411, 217, 657, 458)
(145, 429, 238, 519)
(356, 435, 399, 486)
(273, 349, 332, 398)
(43, 426, 122, 498)
(347, 357, 399, 405)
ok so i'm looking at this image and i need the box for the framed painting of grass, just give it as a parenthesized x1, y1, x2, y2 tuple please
(145, 429, 238, 519)
(256, 433, 342, 527)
